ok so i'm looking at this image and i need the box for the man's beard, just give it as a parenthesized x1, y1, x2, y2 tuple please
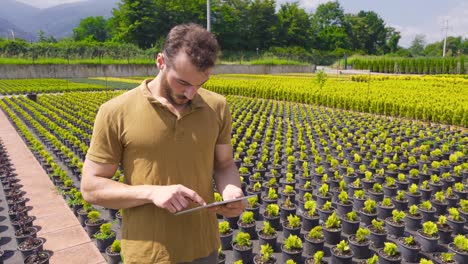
(161, 73, 189, 106)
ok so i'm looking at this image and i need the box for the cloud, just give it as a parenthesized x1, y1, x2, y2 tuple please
(276, 0, 334, 11)
(438, 2, 468, 39)
(16, 0, 83, 8)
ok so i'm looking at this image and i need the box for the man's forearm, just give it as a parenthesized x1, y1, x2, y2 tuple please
(81, 176, 153, 209)
(214, 161, 242, 197)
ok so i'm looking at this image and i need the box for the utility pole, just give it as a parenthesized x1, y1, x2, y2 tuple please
(207, 0, 211, 32)
(442, 20, 448, 57)
(10, 29, 15, 41)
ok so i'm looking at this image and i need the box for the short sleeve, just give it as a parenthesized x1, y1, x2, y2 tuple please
(86, 103, 123, 164)
(216, 100, 232, 145)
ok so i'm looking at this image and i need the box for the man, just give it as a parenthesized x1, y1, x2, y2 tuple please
(81, 23, 244, 263)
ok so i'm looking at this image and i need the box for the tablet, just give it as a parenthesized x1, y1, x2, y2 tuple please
(174, 194, 257, 215)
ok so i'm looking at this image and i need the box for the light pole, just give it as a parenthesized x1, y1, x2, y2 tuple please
(207, 0, 211, 32)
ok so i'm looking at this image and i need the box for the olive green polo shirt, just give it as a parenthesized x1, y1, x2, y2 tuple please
(86, 79, 232, 263)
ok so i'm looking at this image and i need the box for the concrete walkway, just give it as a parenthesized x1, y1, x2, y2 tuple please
(0, 109, 106, 264)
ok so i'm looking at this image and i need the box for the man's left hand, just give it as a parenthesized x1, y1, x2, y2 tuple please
(209, 185, 245, 217)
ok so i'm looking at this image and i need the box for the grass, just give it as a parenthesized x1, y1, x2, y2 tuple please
(0, 56, 308, 66)
(0, 57, 154, 65)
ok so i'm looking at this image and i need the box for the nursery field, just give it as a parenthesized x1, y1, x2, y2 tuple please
(0, 74, 467, 264)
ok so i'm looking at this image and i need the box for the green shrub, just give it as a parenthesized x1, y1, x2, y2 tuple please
(235, 232, 252, 247)
(266, 204, 279, 217)
(422, 221, 438, 236)
(262, 221, 275, 235)
(283, 235, 302, 250)
(313, 251, 324, 264)
(392, 210, 406, 223)
(383, 242, 397, 256)
(94, 223, 115, 240)
(325, 212, 341, 229)
(260, 244, 273, 261)
(356, 227, 370, 243)
(336, 240, 350, 253)
(308, 226, 323, 240)
(241, 211, 255, 224)
(287, 214, 301, 228)
(454, 234, 468, 251)
(110, 239, 121, 253)
(219, 221, 231, 234)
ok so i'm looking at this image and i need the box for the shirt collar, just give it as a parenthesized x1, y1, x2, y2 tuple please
(139, 79, 206, 109)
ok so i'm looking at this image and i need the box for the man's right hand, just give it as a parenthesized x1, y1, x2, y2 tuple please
(149, 184, 206, 214)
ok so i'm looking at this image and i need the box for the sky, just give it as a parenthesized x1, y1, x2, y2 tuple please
(17, 0, 468, 48)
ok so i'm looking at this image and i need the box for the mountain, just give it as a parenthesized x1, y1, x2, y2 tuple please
(0, 0, 120, 40)
(0, 17, 35, 41)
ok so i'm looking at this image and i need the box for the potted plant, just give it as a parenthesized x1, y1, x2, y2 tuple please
(283, 214, 301, 238)
(448, 235, 468, 263)
(323, 211, 342, 245)
(395, 173, 409, 190)
(353, 189, 367, 211)
(431, 191, 448, 215)
(397, 235, 420, 263)
(262, 187, 278, 209)
(367, 183, 384, 202)
(348, 227, 372, 259)
(437, 215, 453, 244)
(218, 246, 226, 264)
(219, 221, 233, 250)
(280, 197, 297, 222)
(459, 199, 468, 227)
(94, 222, 116, 252)
(23, 250, 51, 264)
(280, 184, 296, 204)
(382, 177, 397, 197)
(418, 200, 436, 222)
(232, 232, 253, 263)
(378, 242, 401, 264)
(392, 190, 408, 211)
(446, 207, 466, 235)
(254, 244, 276, 264)
(377, 197, 395, 221)
(362, 171, 375, 191)
(258, 221, 277, 251)
(317, 201, 334, 222)
(18, 237, 45, 258)
(263, 203, 280, 230)
(316, 183, 331, 208)
(368, 219, 387, 249)
(406, 183, 422, 206)
(433, 252, 456, 264)
(418, 180, 433, 201)
(341, 211, 360, 235)
(304, 226, 325, 257)
(331, 240, 353, 264)
(238, 211, 257, 239)
(85, 210, 105, 237)
(336, 190, 352, 216)
(302, 200, 319, 232)
(304, 250, 326, 264)
(245, 196, 260, 220)
(445, 187, 459, 209)
(417, 221, 439, 252)
(281, 235, 303, 263)
(359, 199, 378, 226)
(105, 239, 121, 264)
(454, 182, 467, 200)
(385, 210, 406, 237)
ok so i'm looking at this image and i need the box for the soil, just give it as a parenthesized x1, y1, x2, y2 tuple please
(331, 246, 352, 257)
(397, 237, 421, 249)
(24, 251, 49, 264)
(305, 234, 324, 242)
(19, 237, 42, 250)
(349, 234, 369, 245)
(433, 252, 456, 263)
(386, 218, 405, 227)
(233, 242, 252, 251)
(369, 225, 386, 234)
(379, 250, 402, 260)
(238, 221, 255, 228)
(438, 223, 452, 232)
(281, 203, 296, 209)
(258, 230, 276, 239)
(417, 230, 438, 239)
(284, 221, 300, 229)
(253, 254, 275, 264)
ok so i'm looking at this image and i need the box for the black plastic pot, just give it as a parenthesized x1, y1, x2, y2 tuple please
(417, 229, 439, 252)
(405, 213, 422, 231)
(18, 237, 45, 259)
(348, 235, 372, 259)
(392, 197, 408, 212)
(341, 216, 360, 235)
(418, 207, 436, 222)
(377, 204, 394, 221)
(382, 185, 398, 197)
(378, 249, 402, 264)
(330, 246, 353, 264)
(323, 226, 342, 245)
(437, 224, 453, 244)
(359, 210, 377, 226)
(431, 199, 448, 216)
(225, 215, 240, 229)
(96, 235, 115, 252)
(232, 242, 253, 264)
(105, 246, 121, 264)
(238, 221, 257, 240)
(385, 218, 405, 238)
(369, 227, 387, 249)
(336, 201, 353, 217)
(405, 192, 422, 206)
(446, 216, 465, 235)
(301, 212, 319, 233)
(317, 207, 334, 223)
(282, 222, 301, 239)
(263, 213, 281, 231)
(258, 230, 278, 252)
(448, 242, 468, 263)
(281, 245, 302, 264)
(397, 237, 421, 263)
(220, 231, 233, 250)
(304, 235, 324, 256)
(352, 197, 366, 211)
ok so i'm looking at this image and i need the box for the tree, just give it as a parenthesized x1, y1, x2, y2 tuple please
(245, 0, 277, 50)
(310, 1, 351, 52)
(276, 2, 312, 49)
(409, 34, 426, 57)
(37, 30, 57, 43)
(73, 16, 111, 42)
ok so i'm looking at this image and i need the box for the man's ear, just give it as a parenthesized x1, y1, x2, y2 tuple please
(156, 53, 165, 70)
